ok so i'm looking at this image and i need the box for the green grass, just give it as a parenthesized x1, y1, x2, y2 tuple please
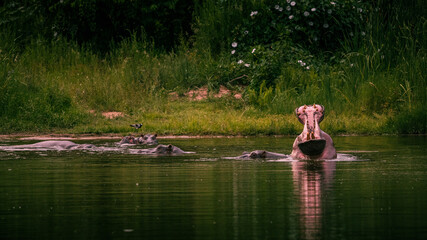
(66, 100, 391, 136)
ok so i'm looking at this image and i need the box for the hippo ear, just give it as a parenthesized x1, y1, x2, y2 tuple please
(154, 134, 157, 137)
(295, 107, 304, 124)
(167, 144, 173, 150)
(261, 151, 267, 158)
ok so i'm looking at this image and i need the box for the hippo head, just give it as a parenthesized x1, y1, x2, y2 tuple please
(295, 104, 327, 156)
(147, 134, 158, 145)
(154, 144, 173, 154)
(138, 134, 158, 145)
(249, 150, 267, 158)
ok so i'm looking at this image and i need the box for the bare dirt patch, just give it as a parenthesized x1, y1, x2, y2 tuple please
(102, 112, 125, 119)
(169, 85, 242, 101)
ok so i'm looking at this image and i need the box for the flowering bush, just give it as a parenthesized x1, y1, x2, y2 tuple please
(226, 0, 369, 94)
(231, 0, 369, 54)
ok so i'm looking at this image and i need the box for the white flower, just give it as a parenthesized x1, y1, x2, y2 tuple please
(313, 36, 318, 41)
(323, 23, 329, 28)
(327, 9, 332, 14)
(290, 1, 296, 6)
(237, 60, 244, 64)
(350, 63, 354, 67)
(232, 42, 238, 48)
(308, 21, 314, 26)
(287, 0, 291, 3)
(250, 11, 258, 17)
(244, 30, 249, 35)
(279, 7, 283, 12)
(357, 8, 363, 13)
(251, 48, 256, 54)
(289, 15, 294, 20)
(298, 60, 302, 63)
(304, 11, 310, 17)
(306, 66, 310, 70)
(361, 31, 366, 36)
(302, 62, 306, 66)
(275, 5, 280, 10)
(286, 6, 291, 11)
(349, 32, 354, 36)
(231, 50, 236, 55)
(330, 2, 336, 5)
(244, 63, 251, 67)
(311, 8, 316, 12)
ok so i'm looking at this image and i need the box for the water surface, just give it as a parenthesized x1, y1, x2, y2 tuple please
(0, 136, 426, 239)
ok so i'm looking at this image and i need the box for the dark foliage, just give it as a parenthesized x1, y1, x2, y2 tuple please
(1, 0, 195, 52)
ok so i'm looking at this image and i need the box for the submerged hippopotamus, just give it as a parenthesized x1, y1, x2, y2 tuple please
(119, 134, 158, 145)
(0, 140, 96, 151)
(291, 104, 337, 160)
(131, 144, 195, 156)
(234, 150, 288, 160)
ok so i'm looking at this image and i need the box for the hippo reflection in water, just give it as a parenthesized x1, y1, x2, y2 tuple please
(291, 104, 337, 160)
(119, 134, 158, 145)
(131, 144, 195, 156)
(0, 140, 96, 151)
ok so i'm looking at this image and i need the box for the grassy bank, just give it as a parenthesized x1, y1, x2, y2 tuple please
(0, 0, 425, 135)
(68, 100, 390, 136)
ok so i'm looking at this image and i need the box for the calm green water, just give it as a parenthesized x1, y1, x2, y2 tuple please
(0, 136, 426, 240)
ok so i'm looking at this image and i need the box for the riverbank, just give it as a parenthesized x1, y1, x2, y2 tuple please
(0, 99, 412, 138)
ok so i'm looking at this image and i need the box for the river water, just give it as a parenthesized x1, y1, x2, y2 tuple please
(0, 136, 426, 240)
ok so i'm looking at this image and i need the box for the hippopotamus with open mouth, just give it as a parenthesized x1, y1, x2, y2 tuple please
(291, 104, 337, 160)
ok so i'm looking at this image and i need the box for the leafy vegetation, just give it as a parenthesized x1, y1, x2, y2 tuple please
(0, 0, 425, 135)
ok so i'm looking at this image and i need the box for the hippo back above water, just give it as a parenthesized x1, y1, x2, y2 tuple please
(0, 140, 96, 151)
(233, 150, 288, 160)
(291, 104, 337, 160)
(131, 144, 195, 156)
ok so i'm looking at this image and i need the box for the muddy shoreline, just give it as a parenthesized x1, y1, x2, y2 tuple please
(0, 133, 253, 141)
(0, 133, 422, 141)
